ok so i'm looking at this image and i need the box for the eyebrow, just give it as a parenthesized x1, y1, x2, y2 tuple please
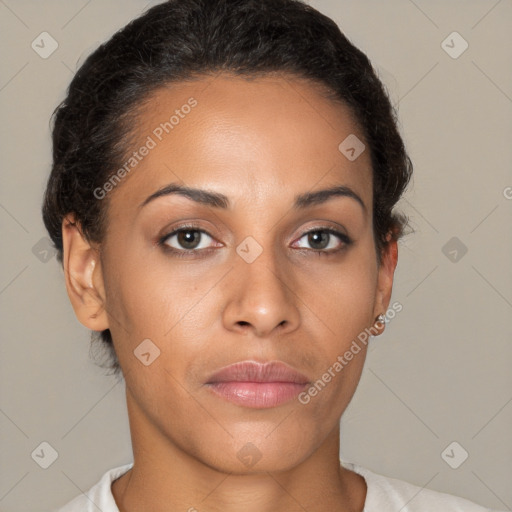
(139, 182, 366, 213)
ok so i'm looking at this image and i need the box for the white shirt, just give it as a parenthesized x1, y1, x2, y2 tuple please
(55, 460, 500, 511)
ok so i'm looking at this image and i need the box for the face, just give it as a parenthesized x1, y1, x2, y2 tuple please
(63, 73, 397, 474)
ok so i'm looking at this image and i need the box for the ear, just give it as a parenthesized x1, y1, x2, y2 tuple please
(372, 235, 398, 335)
(61, 214, 109, 332)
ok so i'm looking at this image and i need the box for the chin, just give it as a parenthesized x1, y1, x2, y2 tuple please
(193, 426, 315, 475)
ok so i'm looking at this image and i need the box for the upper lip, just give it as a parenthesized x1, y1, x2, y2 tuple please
(206, 361, 310, 384)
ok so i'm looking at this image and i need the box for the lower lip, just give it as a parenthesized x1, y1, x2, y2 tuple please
(205, 382, 308, 408)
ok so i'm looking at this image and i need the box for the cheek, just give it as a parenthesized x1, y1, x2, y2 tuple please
(292, 238, 377, 400)
(102, 250, 216, 391)
(296, 238, 378, 340)
(105, 272, 201, 354)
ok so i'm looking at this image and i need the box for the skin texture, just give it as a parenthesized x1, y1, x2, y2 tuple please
(61, 73, 398, 512)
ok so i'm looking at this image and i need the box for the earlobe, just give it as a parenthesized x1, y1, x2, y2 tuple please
(61, 214, 109, 332)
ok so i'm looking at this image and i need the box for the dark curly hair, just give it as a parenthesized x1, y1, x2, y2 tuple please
(42, 0, 413, 376)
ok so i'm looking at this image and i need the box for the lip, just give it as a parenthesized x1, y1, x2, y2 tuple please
(205, 361, 310, 409)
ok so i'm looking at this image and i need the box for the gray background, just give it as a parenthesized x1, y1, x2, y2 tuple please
(0, 0, 511, 510)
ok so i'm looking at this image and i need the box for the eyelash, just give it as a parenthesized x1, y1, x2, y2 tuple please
(157, 223, 353, 258)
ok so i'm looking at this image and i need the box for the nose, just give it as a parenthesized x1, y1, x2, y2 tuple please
(222, 243, 301, 338)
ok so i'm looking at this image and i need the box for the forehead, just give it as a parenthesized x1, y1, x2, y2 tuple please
(109, 73, 373, 215)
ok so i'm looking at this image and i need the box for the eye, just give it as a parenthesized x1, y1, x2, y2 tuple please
(294, 228, 352, 253)
(159, 225, 217, 254)
(157, 224, 352, 258)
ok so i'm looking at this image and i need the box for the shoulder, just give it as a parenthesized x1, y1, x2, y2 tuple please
(341, 460, 498, 512)
(55, 462, 133, 512)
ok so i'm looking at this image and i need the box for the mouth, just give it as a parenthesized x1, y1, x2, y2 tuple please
(204, 360, 310, 409)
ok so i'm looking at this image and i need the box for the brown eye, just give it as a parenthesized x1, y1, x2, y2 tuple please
(175, 230, 202, 250)
(161, 227, 215, 252)
(294, 228, 352, 254)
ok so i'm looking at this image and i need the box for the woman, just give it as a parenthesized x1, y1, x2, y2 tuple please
(43, 0, 502, 510)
